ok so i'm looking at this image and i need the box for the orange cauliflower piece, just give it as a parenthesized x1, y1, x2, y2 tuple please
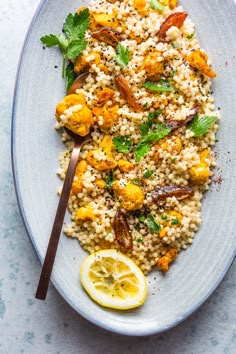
(189, 149, 211, 183)
(113, 181, 144, 211)
(95, 179, 106, 188)
(71, 160, 87, 195)
(168, 0, 177, 9)
(74, 51, 100, 74)
(154, 136, 182, 162)
(93, 13, 118, 29)
(86, 135, 117, 171)
(187, 50, 216, 78)
(117, 160, 134, 172)
(142, 52, 164, 79)
(75, 205, 95, 223)
(55, 94, 94, 136)
(157, 248, 177, 272)
(97, 88, 115, 105)
(133, 0, 148, 16)
(92, 105, 119, 130)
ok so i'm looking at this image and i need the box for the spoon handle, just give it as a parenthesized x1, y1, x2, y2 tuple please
(35, 143, 81, 300)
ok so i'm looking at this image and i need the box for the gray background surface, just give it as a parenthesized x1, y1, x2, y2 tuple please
(0, 0, 235, 353)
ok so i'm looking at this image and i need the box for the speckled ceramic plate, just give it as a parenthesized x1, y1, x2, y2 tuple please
(12, 0, 236, 336)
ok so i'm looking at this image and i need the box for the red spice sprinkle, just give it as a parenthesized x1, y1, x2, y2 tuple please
(225, 61, 228, 66)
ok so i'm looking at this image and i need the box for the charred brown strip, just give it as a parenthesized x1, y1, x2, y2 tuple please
(113, 209, 133, 250)
(67, 72, 90, 95)
(151, 185, 194, 204)
(158, 12, 188, 40)
(91, 27, 120, 47)
(115, 74, 142, 111)
(165, 105, 199, 130)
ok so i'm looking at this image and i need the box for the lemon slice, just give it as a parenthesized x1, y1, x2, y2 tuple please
(80, 249, 147, 310)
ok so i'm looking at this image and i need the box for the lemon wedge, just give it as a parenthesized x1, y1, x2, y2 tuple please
(80, 249, 147, 310)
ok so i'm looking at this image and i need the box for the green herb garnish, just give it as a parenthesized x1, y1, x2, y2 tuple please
(105, 170, 114, 189)
(147, 215, 161, 234)
(134, 224, 141, 231)
(136, 237, 144, 243)
(115, 43, 130, 69)
(112, 136, 133, 153)
(143, 170, 155, 179)
(172, 43, 179, 49)
(171, 217, 179, 225)
(187, 33, 195, 39)
(188, 114, 217, 137)
(65, 62, 76, 92)
(40, 9, 90, 87)
(150, 0, 164, 11)
(161, 214, 168, 220)
(143, 78, 173, 93)
(170, 71, 177, 77)
(140, 110, 162, 136)
(135, 122, 171, 161)
(131, 178, 142, 186)
(138, 215, 145, 223)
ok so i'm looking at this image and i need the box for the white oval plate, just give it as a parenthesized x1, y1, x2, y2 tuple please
(12, 0, 236, 336)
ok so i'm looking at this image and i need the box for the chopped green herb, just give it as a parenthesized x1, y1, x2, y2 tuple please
(131, 178, 142, 186)
(143, 78, 173, 93)
(138, 215, 145, 223)
(171, 217, 179, 225)
(187, 33, 195, 39)
(143, 170, 155, 179)
(170, 157, 176, 163)
(40, 9, 90, 86)
(135, 122, 171, 161)
(150, 0, 164, 11)
(170, 71, 177, 77)
(188, 114, 217, 137)
(105, 170, 114, 189)
(112, 136, 133, 153)
(172, 43, 179, 49)
(147, 215, 161, 234)
(115, 43, 130, 69)
(143, 102, 149, 108)
(140, 110, 162, 136)
(161, 214, 168, 220)
(175, 95, 180, 100)
(65, 63, 76, 93)
(136, 237, 144, 243)
(134, 224, 141, 231)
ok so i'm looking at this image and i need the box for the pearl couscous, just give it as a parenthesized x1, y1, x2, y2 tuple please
(46, 0, 220, 274)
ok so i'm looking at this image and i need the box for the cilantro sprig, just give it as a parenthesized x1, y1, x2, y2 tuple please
(112, 136, 133, 153)
(115, 43, 130, 69)
(143, 78, 173, 93)
(140, 110, 162, 136)
(150, 0, 164, 11)
(105, 170, 114, 189)
(147, 215, 161, 234)
(40, 9, 90, 90)
(188, 115, 217, 137)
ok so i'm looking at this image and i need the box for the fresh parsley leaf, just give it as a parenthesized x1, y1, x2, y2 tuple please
(63, 10, 90, 41)
(188, 115, 217, 137)
(171, 217, 179, 225)
(134, 142, 151, 162)
(143, 102, 149, 108)
(135, 122, 171, 161)
(170, 71, 176, 77)
(138, 215, 145, 223)
(143, 79, 173, 92)
(65, 63, 76, 92)
(172, 43, 179, 49)
(187, 33, 195, 39)
(143, 170, 155, 179)
(105, 170, 114, 189)
(147, 215, 161, 234)
(161, 214, 168, 220)
(131, 178, 142, 186)
(134, 224, 141, 231)
(67, 39, 87, 60)
(140, 110, 162, 136)
(112, 136, 133, 153)
(150, 0, 164, 11)
(136, 237, 143, 243)
(115, 43, 130, 69)
(58, 34, 69, 51)
(40, 34, 60, 47)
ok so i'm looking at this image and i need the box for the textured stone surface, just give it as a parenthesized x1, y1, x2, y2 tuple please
(0, 0, 235, 353)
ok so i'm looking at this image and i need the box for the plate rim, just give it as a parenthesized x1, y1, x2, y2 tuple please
(11, 0, 236, 336)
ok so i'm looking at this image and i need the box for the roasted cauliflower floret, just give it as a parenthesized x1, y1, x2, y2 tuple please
(74, 51, 100, 74)
(133, 0, 148, 16)
(55, 94, 94, 136)
(95, 178, 106, 188)
(71, 160, 88, 195)
(86, 135, 117, 171)
(187, 49, 216, 78)
(154, 136, 182, 162)
(189, 149, 211, 183)
(117, 160, 134, 172)
(75, 205, 95, 223)
(157, 248, 177, 272)
(159, 210, 183, 238)
(92, 105, 119, 130)
(93, 12, 118, 29)
(113, 181, 144, 211)
(142, 52, 164, 79)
